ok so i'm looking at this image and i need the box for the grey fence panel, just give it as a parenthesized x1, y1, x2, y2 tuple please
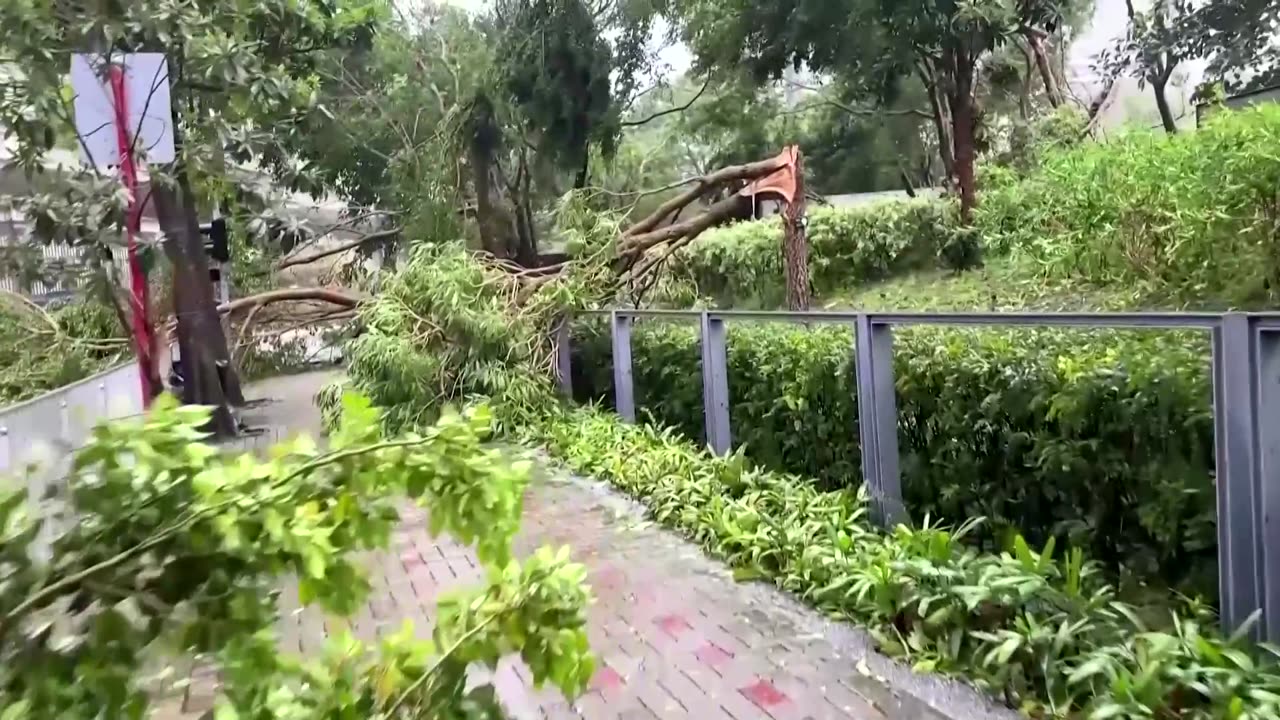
(1212, 315, 1265, 638)
(611, 311, 636, 423)
(1255, 326, 1280, 641)
(578, 308, 1280, 642)
(555, 317, 573, 398)
(855, 316, 908, 527)
(700, 312, 731, 456)
(0, 363, 142, 477)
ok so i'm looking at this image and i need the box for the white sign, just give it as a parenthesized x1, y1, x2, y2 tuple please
(70, 52, 175, 169)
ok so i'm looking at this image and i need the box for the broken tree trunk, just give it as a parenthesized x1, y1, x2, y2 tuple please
(781, 152, 811, 311)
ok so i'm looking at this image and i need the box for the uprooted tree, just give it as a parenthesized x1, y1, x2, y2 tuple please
(1, 0, 818, 422)
(217, 144, 814, 332)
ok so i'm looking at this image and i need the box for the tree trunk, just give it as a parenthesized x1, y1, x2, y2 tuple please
(782, 152, 811, 311)
(947, 51, 979, 222)
(1153, 76, 1179, 134)
(469, 144, 511, 258)
(919, 67, 957, 183)
(152, 178, 239, 437)
(1025, 31, 1062, 108)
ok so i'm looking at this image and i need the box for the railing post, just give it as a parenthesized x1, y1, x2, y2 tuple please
(854, 314, 908, 527)
(611, 311, 636, 423)
(1252, 323, 1280, 642)
(0, 425, 8, 475)
(700, 312, 732, 455)
(1212, 313, 1265, 639)
(554, 316, 573, 398)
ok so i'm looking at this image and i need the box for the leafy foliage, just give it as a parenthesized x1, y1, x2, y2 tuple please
(538, 407, 1280, 720)
(570, 320, 1219, 598)
(669, 199, 971, 307)
(341, 245, 601, 434)
(978, 104, 1280, 306)
(0, 393, 593, 719)
(0, 297, 127, 405)
(329, 242, 1280, 718)
(677, 106, 1280, 310)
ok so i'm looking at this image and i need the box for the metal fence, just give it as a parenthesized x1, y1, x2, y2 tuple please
(0, 362, 143, 483)
(557, 309, 1280, 643)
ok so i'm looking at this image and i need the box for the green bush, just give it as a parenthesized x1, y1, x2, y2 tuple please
(539, 406, 1279, 720)
(570, 320, 1218, 597)
(0, 298, 126, 405)
(977, 104, 1280, 306)
(337, 250, 1276, 719)
(676, 199, 968, 307)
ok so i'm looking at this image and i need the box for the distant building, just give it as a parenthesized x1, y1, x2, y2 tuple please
(1197, 84, 1280, 126)
(823, 188, 946, 209)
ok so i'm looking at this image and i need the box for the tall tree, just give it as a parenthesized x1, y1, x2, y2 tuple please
(1098, 0, 1192, 134)
(1186, 0, 1280, 92)
(670, 0, 1075, 220)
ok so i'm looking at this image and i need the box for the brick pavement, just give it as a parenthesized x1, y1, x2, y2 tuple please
(157, 373, 1008, 720)
(166, 470, 974, 720)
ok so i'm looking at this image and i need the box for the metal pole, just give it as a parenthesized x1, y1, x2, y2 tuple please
(555, 317, 573, 398)
(611, 311, 636, 423)
(700, 312, 732, 455)
(1253, 326, 1280, 641)
(1212, 314, 1264, 639)
(854, 315, 908, 527)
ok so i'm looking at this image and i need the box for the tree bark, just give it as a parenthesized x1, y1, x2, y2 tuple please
(782, 152, 811, 311)
(152, 178, 239, 437)
(946, 50, 979, 221)
(1153, 75, 1179, 134)
(917, 65, 957, 184)
(1025, 30, 1062, 108)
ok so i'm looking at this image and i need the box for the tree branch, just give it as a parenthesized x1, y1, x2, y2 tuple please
(623, 156, 786, 239)
(276, 227, 402, 270)
(217, 288, 362, 317)
(621, 77, 712, 128)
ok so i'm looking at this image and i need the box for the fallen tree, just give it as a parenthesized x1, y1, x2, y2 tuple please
(512, 146, 813, 309)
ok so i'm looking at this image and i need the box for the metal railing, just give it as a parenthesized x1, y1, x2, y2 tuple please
(556, 309, 1280, 643)
(0, 362, 143, 476)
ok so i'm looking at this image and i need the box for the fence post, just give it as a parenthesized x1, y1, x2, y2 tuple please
(700, 312, 732, 455)
(1212, 313, 1266, 640)
(854, 314, 907, 527)
(0, 425, 8, 475)
(555, 316, 573, 398)
(611, 311, 636, 423)
(1252, 323, 1280, 642)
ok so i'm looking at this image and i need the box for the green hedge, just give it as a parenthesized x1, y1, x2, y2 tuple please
(675, 200, 971, 308)
(570, 321, 1218, 597)
(337, 249, 1276, 719)
(679, 106, 1280, 309)
(539, 406, 1279, 720)
(977, 104, 1280, 306)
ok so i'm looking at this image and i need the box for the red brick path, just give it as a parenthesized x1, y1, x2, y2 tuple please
(159, 374, 993, 720)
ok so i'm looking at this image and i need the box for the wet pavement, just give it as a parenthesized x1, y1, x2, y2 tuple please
(159, 372, 1017, 720)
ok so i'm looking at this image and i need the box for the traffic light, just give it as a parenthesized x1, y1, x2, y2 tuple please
(199, 217, 229, 262)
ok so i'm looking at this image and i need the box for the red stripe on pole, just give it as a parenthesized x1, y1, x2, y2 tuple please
(108, 63, 154, 406)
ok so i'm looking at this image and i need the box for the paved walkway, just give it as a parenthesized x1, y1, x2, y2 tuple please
(163, 372, 1013, 720)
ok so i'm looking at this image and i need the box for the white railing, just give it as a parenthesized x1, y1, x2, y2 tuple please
(0, 362, 143, 478)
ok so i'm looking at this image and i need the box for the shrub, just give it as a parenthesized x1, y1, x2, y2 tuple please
(337, 250, 1278, 719)
(538, 406, 1280, 720)
(977, 104, 1280, 305)
(570, 320, 1219, 598)
(0, 394, 594, 719)
(0, 298, 126, 405)
(676, 199, 968, 307)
